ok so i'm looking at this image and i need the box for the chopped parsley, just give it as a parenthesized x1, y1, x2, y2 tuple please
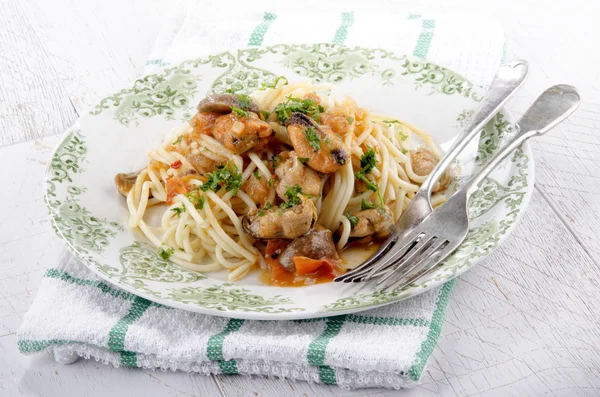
(303, 126, 321, 151)
(185, 190, 205, 210)
(172, 135, 184, 145)
(273, 95, 325, 123)
(347, 116, 354, 125)
(158, 246, 175, 260)
(267, 178, 274, 187)
(252, 170, 261, 180)
(269, 154, 282, 169)
(355, 148, 384, 205)
(398, 131, 408, 141)
(345, 212, 359, 228)
(297, 157, 309, 164)
(383, 119, 401, 124)
(260, 110, 271, 120)
(361, 199, 378, 210)
(170, 205, 186, 217)
(257, 201, 273, 216)
(358, 147, 377, 174)
(260, 76, 288, 90)
(280, 184, 303, 209)
(200, 163, 243, 195)
(235, 93, 253, 109)
(231, 106, 248, 118)
(402, 148, 408, 154)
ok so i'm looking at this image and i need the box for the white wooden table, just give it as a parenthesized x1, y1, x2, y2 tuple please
(1, 0, 599, 396)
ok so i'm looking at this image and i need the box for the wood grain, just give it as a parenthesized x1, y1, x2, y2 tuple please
(0, 0, 78, 146)
(1, 0, 600, 396)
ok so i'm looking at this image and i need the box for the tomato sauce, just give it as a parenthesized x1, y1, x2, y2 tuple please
(259, 240, 340, 287)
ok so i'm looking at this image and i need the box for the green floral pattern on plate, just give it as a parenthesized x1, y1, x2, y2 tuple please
(96, 241, 206, 284)
(46, 128, 122, 255)
(168, 285, 303, 313)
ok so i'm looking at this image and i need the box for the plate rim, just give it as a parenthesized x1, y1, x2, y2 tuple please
(44, 44, 535, 320)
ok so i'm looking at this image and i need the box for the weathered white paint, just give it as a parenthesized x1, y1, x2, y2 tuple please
(1, 0, 599, 396)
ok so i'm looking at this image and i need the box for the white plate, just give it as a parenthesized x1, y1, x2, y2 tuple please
(46, 44, 533, 320)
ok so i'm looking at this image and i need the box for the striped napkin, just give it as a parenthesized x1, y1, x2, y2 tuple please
(18, 4, 505, 389)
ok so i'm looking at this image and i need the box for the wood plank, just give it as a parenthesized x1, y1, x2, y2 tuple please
(0, 0, 78, 146)
(24, 0, 171, 114)
(430, 190, 600, 396)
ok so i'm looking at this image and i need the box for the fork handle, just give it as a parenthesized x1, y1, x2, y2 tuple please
(420, 60, 529, 198)
(463, 84, 581, 197)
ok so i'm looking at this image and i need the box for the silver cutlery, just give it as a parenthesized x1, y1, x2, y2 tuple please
(336, 60, 529, 283)
(337, 84, 580, 291)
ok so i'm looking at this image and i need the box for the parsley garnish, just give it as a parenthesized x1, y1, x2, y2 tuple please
(235, 94, 252, 109)
(200, 163, 243, 195)
(260, 76, 288, 90)
(268, 178, 274, 187)
(355, 148, 384, 205)
(347, 116, 354, 125)
(269, 154, 282, 169)
(402, 148, 408, 154)
(171, 205, 186, 217)
(383, 120, 401, 124)
(345, 212, 359, 228)
(253, 170, 261, 180)
(158, 246, 174, 260)
(280, 185, 303, 209)
(273, 95, 325, 123)
(260, 110, 271, 120)
(398, 131, 408, 141)
(361, 199, 378, 210)
(172, 135, 184, 145)
(231, 106, 248, 118)
(297, 157, 309, 164)
(359, 147, 377, 174)
(185, 190, 205, 210)
(257, 201, 273, 216)
(303, 126, 321, 151)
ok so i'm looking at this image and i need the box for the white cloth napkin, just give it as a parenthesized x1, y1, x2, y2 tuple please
(18, 4, 505, 389)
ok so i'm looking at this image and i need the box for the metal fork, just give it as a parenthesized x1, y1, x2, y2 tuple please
(342, 84, 581, 291)
(335, 60, 529, 283)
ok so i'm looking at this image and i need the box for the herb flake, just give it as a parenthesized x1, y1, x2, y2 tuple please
(303, 126, 321, 151)
(172, 135, 184, 145)
(171, 205, 186, 217)
(361, 199, 378, 210)
(260, 76, 288, 90)
(273, 95, 325, 123)
(257, 201, 273, 216)
(200, 163, 243, 195)
(280, 184, 303, 209)
(158, 246, 175, 260)
(345, 212, 359, 228)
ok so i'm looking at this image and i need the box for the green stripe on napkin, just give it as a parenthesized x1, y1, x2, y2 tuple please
(248, 12, 277, 46)
(409, 279, 455, 380)
(307, 315, 346, 384)
(45, 268, 135, 301)
(108, 296, 153, 366)
(208, 318, 245, 374)
(413, 19, 436, 59)
(332, 12, 354, 45)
